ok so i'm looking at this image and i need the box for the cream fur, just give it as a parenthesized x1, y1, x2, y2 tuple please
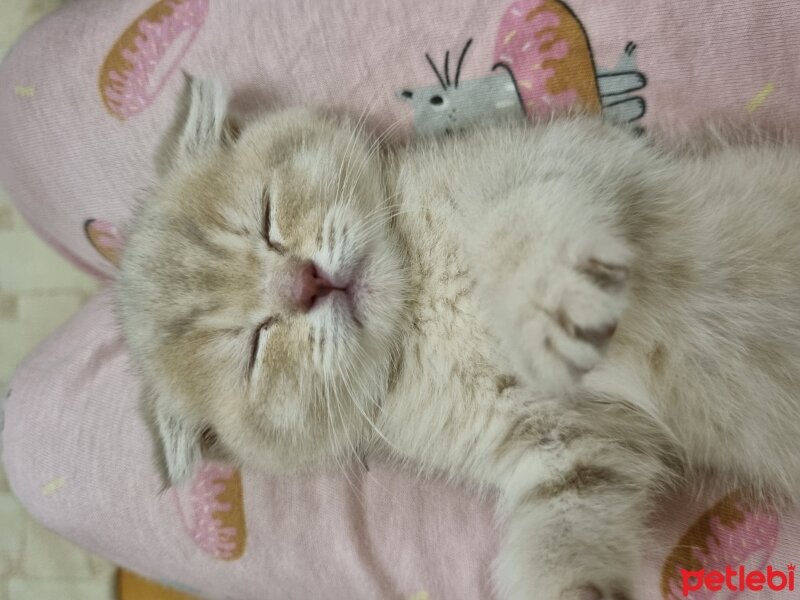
(118, 78, 800, 600)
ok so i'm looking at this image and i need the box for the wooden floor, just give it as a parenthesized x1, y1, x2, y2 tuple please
(117, 571, 201, 600)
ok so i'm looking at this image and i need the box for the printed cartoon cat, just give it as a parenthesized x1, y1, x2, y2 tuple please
(400, 40, 525, 135)
(400, 0, 646, 134)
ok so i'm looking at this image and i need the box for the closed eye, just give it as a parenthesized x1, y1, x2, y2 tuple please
(248, 317, 277, 377)
(262, 189, 285, 253)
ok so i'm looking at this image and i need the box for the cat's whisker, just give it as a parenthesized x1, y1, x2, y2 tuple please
(339, 198, 393, 232)
(338, 342, 398, 453)
(355, 210, 412, 242)
(342, 117, 406, 207)
(336, 97, 379, 211)
(312, 325, 322, 367)
(336, 100, 409, 215)
(322, 371, 364, 501)
(339, 196, 417, 233)
(328, 375, 372, 501)
(333, 346, 397, 497)
(333, 184, 407, 226)
(347, 206, 426, 245)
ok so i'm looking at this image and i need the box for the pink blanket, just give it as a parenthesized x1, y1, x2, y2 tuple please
(2, 1, 800, 598)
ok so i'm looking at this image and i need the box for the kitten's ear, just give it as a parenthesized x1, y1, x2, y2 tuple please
(157, 73, 239, 177)
(176, 73, 231, 158)
(143, 385, 202, 487)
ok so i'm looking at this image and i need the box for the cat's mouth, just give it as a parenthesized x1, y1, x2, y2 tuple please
(316, 262, 366, 328)
(324, 287, 363, 328)
(345, 278, 367, 328)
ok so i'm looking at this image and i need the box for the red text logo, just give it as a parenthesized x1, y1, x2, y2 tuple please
(681, 564, 795, 596)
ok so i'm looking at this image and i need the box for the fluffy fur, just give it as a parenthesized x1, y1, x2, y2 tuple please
(118, 77, 800, 600)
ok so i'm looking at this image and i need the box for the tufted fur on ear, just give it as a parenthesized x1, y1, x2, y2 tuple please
(155, 73, 240, 178)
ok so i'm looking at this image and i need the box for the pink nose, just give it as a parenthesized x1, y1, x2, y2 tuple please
(293, 262, 336, 312)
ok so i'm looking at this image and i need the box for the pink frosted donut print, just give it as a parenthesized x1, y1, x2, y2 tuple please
(99, 0, 209, 120)
(660, 492, 780, 599)
(173, 462, 247, 560)
(494, 0, 601, 118)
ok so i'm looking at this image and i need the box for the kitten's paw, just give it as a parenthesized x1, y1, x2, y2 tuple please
(502, 234, 632, 392)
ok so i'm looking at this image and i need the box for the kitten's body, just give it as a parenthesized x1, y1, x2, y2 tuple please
(119, 78, 800, 599)
(391, 121, 800, 497)
(379, 123, 800, 597)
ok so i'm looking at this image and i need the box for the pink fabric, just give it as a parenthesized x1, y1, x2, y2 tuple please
(3, 1, 800, 598)
(2, 0, 799, 278)
(2, 293, 499, 599)
(5, 293, 800, 599)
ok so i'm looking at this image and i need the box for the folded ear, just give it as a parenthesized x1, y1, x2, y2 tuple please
(142, 384, 202, 487)
(156, 73, 238, 177)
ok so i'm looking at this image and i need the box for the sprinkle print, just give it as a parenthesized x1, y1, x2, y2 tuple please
(747, 82, 775, 113)
(173, 462, 247, 560)
(13, 86, 35, 97)
(41, 477, 66, 496)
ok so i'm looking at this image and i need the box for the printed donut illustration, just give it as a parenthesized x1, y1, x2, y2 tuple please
(99, 0, 209, 120)
(173, 462, 247, 560)
(494, 0, 601, 117)
(660, 491, 780, 599)
(84, 218, 124, 267)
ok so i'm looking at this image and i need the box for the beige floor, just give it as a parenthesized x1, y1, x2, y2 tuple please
(0, 1, 116, 599)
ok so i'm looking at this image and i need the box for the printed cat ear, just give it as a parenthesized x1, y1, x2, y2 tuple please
(143, 384, 203, 487)
(157, 73, 237, 176)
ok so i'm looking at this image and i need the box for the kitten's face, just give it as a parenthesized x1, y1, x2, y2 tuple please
(120, 82, 407, 481)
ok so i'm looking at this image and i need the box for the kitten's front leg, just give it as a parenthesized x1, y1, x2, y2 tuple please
(458, 181, 632, 393)
(491, 402, 666, 600)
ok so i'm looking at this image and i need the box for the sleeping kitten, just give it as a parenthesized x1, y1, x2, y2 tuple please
(118, 76, 800, 600)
